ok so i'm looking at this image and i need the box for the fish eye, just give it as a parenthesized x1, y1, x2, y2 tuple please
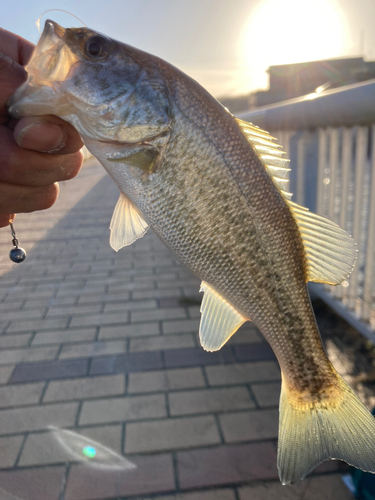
(84, 35, 111, 60)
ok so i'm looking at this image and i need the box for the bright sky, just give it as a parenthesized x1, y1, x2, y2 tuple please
(2, 0, 375, 98)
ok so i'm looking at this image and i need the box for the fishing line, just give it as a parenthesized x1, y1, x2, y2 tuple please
(36, 10, 87, 34)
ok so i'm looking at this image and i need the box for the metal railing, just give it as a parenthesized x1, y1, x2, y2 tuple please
(237, 80, 375, 341)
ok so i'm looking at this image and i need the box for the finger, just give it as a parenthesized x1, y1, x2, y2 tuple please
(0, 182, 59, 214)
(0, 53, 27, 121)
(0, 213, 14, 229)
(0, 127, 83, 187)
(14, 115, 84, 155)
(0, 28, 34, 66)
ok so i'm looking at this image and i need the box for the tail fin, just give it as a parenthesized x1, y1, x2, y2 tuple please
(278, 374, 375, 484)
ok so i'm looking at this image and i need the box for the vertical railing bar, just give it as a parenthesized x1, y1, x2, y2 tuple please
(317, 129, 327, 217)
(281, 131, 292, 159)
(327, 129, 340, 298)
(363, 125, 375, 321)
(340, 128, 352, 231)
(296, 133, 306, 206)
(349, 127, 368, 313)
(337, 128, 353, 303)
(328, 128, 339, 223)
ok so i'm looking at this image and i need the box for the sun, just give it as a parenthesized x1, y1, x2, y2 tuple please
(239, 0, 348, 91)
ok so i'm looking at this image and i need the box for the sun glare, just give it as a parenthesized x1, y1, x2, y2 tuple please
(239, 0, 348, 91)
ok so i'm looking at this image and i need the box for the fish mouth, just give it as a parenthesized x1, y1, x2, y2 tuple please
(8, 20, 79, 118)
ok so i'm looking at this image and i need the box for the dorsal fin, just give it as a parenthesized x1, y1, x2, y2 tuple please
(109, 193, 149, 251)
(235, 118, 292, 199)
(235, 118, 357, 285)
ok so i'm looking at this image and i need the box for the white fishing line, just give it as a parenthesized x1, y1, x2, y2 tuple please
(36, 9, 87, 34)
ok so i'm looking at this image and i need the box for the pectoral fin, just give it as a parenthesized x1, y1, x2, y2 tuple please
(108, 150, 156, 174)
(109, 193, 149, 251)
(199, 282, 246, 352)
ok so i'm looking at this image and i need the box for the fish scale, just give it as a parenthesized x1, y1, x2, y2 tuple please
(132, 104, 334, 394)
(8, 19, 375, 485)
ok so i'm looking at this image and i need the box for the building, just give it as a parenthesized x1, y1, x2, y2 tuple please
(220, 57, 375, 112)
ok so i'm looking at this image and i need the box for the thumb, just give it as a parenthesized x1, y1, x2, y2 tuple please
(0, 53, 27, 120)
(0, 213, 15, 229)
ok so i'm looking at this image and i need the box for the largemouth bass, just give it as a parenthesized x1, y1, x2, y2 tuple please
(9, 20, 375, 484)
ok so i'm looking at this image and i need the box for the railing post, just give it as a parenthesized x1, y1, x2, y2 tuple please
(349, 127, 368, 313)
(363, 126, 375, 325)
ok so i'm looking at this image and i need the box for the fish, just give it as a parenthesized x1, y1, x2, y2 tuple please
(8, 20, 375, 484)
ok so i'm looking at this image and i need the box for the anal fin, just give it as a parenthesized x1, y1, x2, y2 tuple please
(109, 193, 149, 251)
(199, 282, 246, 352)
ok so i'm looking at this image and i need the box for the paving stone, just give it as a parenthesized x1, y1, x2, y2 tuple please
(220, 409, 279, 442)
(0, 302, 23, 312)
(177, 442, 278, 488)
(206, 361, 281, 386)
(157, 279, 190, 290)
(125, 415, 220, 453)
(0, 382, 45, 408)
(90, 351, 163, 375)
(107, 282, 153, 294)
(131, 308, 188, 322)
(46, 304, 102, 317)
(0, 334, 31, 349)
(19, 424, 122, 466)
(44, 374, 125, 402)
(238, 475, 354, 500)
(130, 333, 196, 352)
(227, 326, 263, 344)
(0, 366, 14, 384)
(0, 435, 24, 468)
(64, 454, 174, 500)
(78, 291, 130, 304)
(251, 381, 281, 407)
(164, 346, 234, 368)
(0, 466, 65, 500)
(133, 287, 182, 300)
(0, 308, 46, 321)
(104, 299, 158, 312)
(99, 322, 160, 340)
(59, 340, 128, 359)
(128, 368, 206, 393)
(170, 387, 255, 416)
(79, 394, 166, 425)
(10, 358, 89, 383)
(32, 328, 97, 345)
(0, 320, 9, 334)
(70, 311, 129, 328)
(4, 285, 35, 296)
(163, 318, 200, 334)
(24, 296, 77, 308)
(233, 343, 276, 362)
(158, 297, 183, 308)
(187, 306, 200, 318)
(0, 402, 78, 434)
(0, 346, 58, 365)
(142, 489, 236, 500)
(6, 318, 69, 333)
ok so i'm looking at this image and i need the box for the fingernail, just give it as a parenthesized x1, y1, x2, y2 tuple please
(15, 121, 67, 153)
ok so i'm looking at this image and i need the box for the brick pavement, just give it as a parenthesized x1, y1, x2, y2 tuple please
(0, 159, 354, 499)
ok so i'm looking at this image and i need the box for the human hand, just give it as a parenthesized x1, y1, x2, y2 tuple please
(0, 27, 84, 228)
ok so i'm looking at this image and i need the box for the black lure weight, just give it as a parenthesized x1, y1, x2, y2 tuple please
(9, 222, 26, 264)
(9, 247, 26, 263)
